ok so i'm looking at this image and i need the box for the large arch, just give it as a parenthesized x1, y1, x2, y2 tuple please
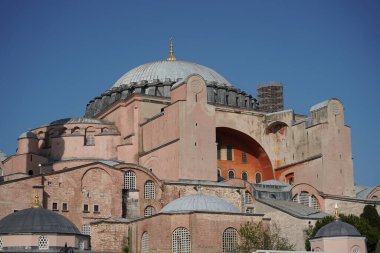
(216, 127, 273, 183)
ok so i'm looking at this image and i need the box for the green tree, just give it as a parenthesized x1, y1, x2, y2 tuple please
(361, 205, 380, 231)
(238, 221, 295, 252)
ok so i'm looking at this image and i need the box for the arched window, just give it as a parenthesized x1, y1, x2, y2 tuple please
(82, 224, 91, 235)
(351, 246, 360, 253)
(85, 127, 96, 146)
(71, 127, 80, 134)
(244, 191, 252, 204)
(372, 196, 378, 199)
(172, 227, 191, 253)
(255, 172, 262, 183)
(310, 195, 320, 210)
(124, 171, 136, 190)
(144, 181, 155, 199)
(222, 227, 238, 253)
(228, 170, 235, 179)
(217, 169, 221, 178)
(142, 232, 150, 253)
(299, 192, 310, 207)
(38, 235, 49, 250)
(0, 237, 3, 250)
(242, 172, 248, 181)
(144, 206, 155, 217)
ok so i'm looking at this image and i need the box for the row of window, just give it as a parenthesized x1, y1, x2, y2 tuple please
(220, 170, 262, 183)
(217, 143, 248, 163)
(124, 171, 156, 200)
(0, 236, 85, 250)
(141, 227, 238, 253)
(52, 202, 68, 211)
(83, 204, 100, 213)
(292, 192, 320, 210)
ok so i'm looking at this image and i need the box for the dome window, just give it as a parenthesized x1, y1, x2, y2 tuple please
(38, 235, 49, 250)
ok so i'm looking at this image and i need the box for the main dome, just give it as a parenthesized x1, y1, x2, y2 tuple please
(112, 60, 232, 88)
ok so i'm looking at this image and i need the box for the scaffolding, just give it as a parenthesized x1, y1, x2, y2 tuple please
(256, 83, 284, 113)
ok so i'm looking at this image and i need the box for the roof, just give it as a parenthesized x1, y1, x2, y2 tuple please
(48, 117, 113, 126)
(112, 60, 232, 88)
(0, 207, 81, 235)
(160, 194, 240, 214)
(355, 185, 376, 199)
(18, 131, 38, 139)
(314, 220, 361, 238)
(257, 198, 327, 219)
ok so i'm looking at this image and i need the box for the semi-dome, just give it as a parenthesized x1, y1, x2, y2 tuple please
(314, 220, 361, 238)
(160, 194, 240, 214)
(112, 60, 232, 88)
(0, 207, 81, 235)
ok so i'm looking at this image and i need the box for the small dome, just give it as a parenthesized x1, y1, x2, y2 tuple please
(0, 151, 7, 162)
(0, 207, 81, 235)
(112, 60, 232, 88)
(160, 194, 240, 214)
(18, 131, 37, 139)
(314, 220, 361, 238)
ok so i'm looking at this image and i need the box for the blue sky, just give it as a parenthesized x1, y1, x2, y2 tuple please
(0, 0, 379, 186)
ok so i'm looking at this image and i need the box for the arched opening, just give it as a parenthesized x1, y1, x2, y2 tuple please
(265, 121, 288, 135)
(222, 227, 238, 253)
(85, 126, 96, 146)
(255, 172, 262, 183)
(228, 170, 235, 179)
(144, 206, 155, 217)
(172, 227, 190, 253)
(242, 172, 248, 181)
(141, 232, 150, 253)
(144, 181, 155, 199)
(216, 127, 273, 182)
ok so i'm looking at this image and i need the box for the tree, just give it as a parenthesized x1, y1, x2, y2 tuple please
(238, 221, 295, 252)
(361, 205, 380, 231)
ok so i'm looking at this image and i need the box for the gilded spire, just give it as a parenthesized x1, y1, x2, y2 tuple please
(334, 203, 339, 220)
(166, 38, 177, 61)
(32, 194, 41, 208)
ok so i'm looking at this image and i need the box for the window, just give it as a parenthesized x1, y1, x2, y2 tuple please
(85, 127, 96, 146)
(241, 152, 247, 163)
(52, 202, 58, 210)
(299, 192, 310, 207)
(94, 204, 99, 213)
(217, 169, 221, 178)
(144, 181, 155, 199)
(124, 171, 136, 190)
(0, 237, 3, 250)
(351, 247, 360, 253)
(144, 206, 155, 217)
(28, 170, 34, 176)
(62, 203, 68, 211)
(246, 207, 254, 214)
(310, 196, 320, 210)
(226, 145, 233, 160)
(38, 235, 49, 250)
(255, 173, 262, 183)
(242, 172, 248, 181)
(244, 191, 252, 204)
(141, 232, 150, 253)
(82, 224, 91, 235)
(372, 196, 378, 199)
(79, 240, 85, 250)
(228, 170, 235, 179)
(83, 204, 89, 212)
(222, 227, 238, 253)
(172, 227, 191, 253)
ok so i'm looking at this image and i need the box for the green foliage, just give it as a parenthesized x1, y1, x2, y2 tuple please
(238, 221, 295, 252)
(305, 207, 380, 253)
(361, 205, 380, 231)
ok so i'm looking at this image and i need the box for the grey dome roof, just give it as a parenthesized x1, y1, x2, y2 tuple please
(160, 194, 240, 214)
(0, 208, 81, 235)
(314, 220, 361, 238)
(18, 131, 37, 139)
(112, 60, 232, 88)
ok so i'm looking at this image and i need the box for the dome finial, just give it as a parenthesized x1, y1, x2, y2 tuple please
(166, 38, 177, 61)
(32, 193, 41, 208)
(334, 203, 339, 220)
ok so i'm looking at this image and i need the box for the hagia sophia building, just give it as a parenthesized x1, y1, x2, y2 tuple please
(0, 40, 379, 253)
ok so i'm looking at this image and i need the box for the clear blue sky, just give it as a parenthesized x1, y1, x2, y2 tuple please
(0, 0, 379, 186)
